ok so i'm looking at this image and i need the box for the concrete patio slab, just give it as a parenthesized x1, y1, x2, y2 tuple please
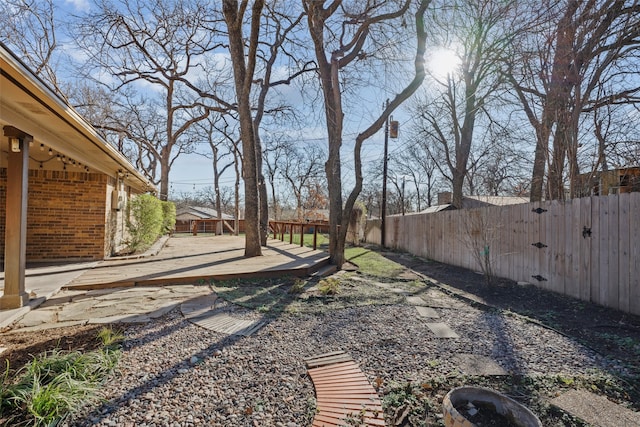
(0, 262, 96, 328)
(551, 389, 640, 427)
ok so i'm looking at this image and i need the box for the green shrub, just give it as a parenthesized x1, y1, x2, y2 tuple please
(98, 327, 124, 349)
(289, 278, 307, 294)
(1, 328, 122, 426)
(318, 278, 340, 295)
(19, 371, 97, 425)
(126, 193, 163, 252)
(161, 201, 176, 234)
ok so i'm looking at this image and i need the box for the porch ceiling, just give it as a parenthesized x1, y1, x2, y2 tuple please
(0, 44, 153, 193)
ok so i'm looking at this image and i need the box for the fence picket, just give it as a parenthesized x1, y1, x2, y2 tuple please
(630, 193, 640, 316)
(516, 204, 527, 283)
(565, 199, 580, 299)
(522, 203, 534, 284)
(549, 200, 560, 292)
(607, 195, 620, 310)
(598, 197, 609, 306)
(579, 197, 592, 301)
(618, 193, 630, 313)
(591, 198, 601, 305)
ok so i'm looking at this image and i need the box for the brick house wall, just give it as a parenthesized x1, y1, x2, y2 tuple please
(0, 169, 110, 261)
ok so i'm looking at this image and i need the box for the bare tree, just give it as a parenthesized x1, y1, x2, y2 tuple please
(251, 1, 313, 244)
(192, 115, 236, 233)
(222, 0, 311, 251)
(70, 82, 132, 150)
(407, 141, 442, 208)
(303, 0, 431, 267)
(507, 0, 640, 201)
(0, 0, 67, 96)
(361, 160, 384, 218)
(222, 0, 265, 256)
(194, 186, 235, 214)
(76, 0, 225, 200)
(263, 137, 295, 220)
(391, 143, 444, 211)
(414, 0, 516, 208)
(282, 144, 325, 221)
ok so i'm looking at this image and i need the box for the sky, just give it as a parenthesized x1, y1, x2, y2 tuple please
(45, 0, 453, 201)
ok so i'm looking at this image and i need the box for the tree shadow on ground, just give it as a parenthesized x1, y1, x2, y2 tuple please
(378, 248, 640, 407)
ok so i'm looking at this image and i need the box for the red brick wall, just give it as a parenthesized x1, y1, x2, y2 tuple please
(0, 169, 108, 261)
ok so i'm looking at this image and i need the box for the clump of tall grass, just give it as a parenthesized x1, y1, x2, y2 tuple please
(0, 327, 123, 426)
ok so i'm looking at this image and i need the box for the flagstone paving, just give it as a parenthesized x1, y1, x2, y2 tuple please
(10, 285, 212, 332)
(551, 389, 640, 427)
(425, 322, 460, 338)
(406, 296, 428, 306)
(453, 353, 507, 375)
(415, 306, 440, 318)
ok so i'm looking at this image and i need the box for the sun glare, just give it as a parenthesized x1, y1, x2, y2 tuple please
(428, 48, 461, 80)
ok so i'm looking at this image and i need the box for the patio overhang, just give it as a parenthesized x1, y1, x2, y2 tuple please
(0, 42, 152, 192)
(1, 42, 156, 309)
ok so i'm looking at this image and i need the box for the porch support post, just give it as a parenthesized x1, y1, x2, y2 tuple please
(1, 126, 31, 309)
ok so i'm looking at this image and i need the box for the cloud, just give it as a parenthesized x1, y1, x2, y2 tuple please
(65, 0, 90, 12)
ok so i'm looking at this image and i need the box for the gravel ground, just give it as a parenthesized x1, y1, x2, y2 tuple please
(62, 284, 619, 427)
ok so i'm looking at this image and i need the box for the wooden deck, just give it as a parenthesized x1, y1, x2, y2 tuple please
(63, 236, 331, 290)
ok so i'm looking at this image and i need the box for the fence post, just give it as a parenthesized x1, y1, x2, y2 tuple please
(313, 225, 318, 250)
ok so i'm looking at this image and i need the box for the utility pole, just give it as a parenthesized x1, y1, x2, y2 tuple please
(401, 176, 406, 216)
(381, 99, 389, 247)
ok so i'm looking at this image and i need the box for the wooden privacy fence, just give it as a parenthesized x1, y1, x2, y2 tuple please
(367, 193, 640, 316)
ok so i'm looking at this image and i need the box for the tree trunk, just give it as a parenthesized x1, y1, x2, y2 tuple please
(536, 1, 579, 201)
(254, 128, 268, 245)
(212, 146, 222, 234)
(234, 150, 241, 236)
(222, 0, 263, 257)
(548, 118, 568, 200)
(159, 149, 170, 202)
(324, 64, 345, 267)
(451, 85, 477, 209)
(529, 133, 548, 202)
(451, 172, 465, 209)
